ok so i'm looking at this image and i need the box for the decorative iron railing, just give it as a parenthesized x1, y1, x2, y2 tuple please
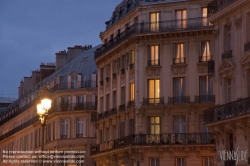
(173, 57, 186, 65)
(244, 41, 250, 52)
(95, 17, 213, 60)
(119, 104, 126, 112)
(76, 134, 83, 138)
(208, 0, 236, 17)
(199, 55, 212, 63)
(204, 97, 250, 123)
(49, 102, 97, 113)
(143, 97, 164, 106)
(90, 132, 215, 155)
(60, 135, 67, 139)
(222, 50, 233, 60)
(168, 96, 190, 104)
(195, 95, 215, 103)
(147, 59, 160, 66)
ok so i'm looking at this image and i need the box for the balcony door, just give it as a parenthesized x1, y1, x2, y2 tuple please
(148, 45, 159, 66)
(176, 10, 187, 28)
(148, 79, 160, 104)
(150, 12, 160, 31)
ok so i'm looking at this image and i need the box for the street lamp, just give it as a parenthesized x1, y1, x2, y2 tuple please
(36, 87, 52, 166)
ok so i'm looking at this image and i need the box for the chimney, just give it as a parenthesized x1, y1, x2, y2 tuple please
(55, 50, 67, 70)
(31, 70, 40, 88)
(67, 45, 92, 63)
(40, 62, 56, 81)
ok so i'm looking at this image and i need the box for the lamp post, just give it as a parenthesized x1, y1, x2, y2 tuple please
(36, 87, 52, 166)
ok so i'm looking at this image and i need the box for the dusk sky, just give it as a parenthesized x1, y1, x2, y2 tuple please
(0, 0, 118, 98)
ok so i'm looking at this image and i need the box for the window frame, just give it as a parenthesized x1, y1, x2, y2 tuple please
(147, 116, 161, 135)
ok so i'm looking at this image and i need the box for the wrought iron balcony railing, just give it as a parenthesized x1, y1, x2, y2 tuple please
(244, 41, 250, 52)
(222, 50, 233, 60)
(168, 96, 190, 105)
(60, 135, 67, 139)
(76, 134, 83, 138)
(129, 63, 135, 70)
(90, 132, 215, 155)
(95, 17, 213, 60)
(119, 104, 126, 112)
(147, 59, 160, 66)
(143, 97, 164, 106)
(127, 100, 135, 109)
(49, 102, 97, 113)
(199, 55, 212, 63)
(208, 0, 236, 17)
(173, 57, 186, 65)
(204, 97, 250, 123)
(195, 95, 215, 103)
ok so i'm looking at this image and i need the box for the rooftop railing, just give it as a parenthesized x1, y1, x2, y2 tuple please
(90, 132, 215, 155)
(204, 97, 250, 123)
(95, 17, 213, 60)
(208, 0, 236, 17)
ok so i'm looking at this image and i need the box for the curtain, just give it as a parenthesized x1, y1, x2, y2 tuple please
(174, 77, 185, 97)
(175, 44, 184, 63)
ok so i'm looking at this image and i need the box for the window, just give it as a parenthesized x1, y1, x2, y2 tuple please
(106, 65, 111, 79)
(203, 157, 213, 166)
(174, 116, 186, 133)
(199, 76, 213, 101)
(71, 76, 77, 89)
(173, 77, 185, 97)
(76, 118, 84, 137)
(150, 12, 160, 31)
(147, 117, 160, 134)
(174, 43, 185, 64)
(130, 83, 135, 101)
(225, 78, 232, 103)
(77, 96, 84, 104)
(199, 115, 208, 133)
(106, 94, 110, 110)
(148, 45, 160, 66)
(128, 119, 135, 135)
(121, 87, 125, 105)
(202, 8, 208, 26)
(148, 79, 160, 104)
(113, 91, 117, 108)
(176, 10, 187, 28)
(176, 157, 186, 166)
(150, 158, 159, 166)
(113, 60, 117, 74)
(200, 41, 211, 62)
(61, 119, 69, 138)
(119, 122, 125, 138)
(224, 26, 231, 51)
(100, 97, 104, 113)
(130, 50, 135, 64)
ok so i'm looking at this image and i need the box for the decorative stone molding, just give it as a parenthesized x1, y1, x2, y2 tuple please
(213, 29, 220, 39)
(214, 126, 225, 145)
(196, 147, 201, 158)
(234, 17, 242, 29)
(236, 120, 247, 140)
(218, 59, 235, 79)
(240, 51, 250, 70)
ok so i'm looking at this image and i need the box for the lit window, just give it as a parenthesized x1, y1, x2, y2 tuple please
(147, 117, 160, 134)
(174, 43, 185, 64)
(148, 79, 160, 104)
(150, 12, 160, 31)
(130, 83, 135, 101)
(130, 50, 135, 64)
(200, 41, 211, 62)
(202, 8, 208, 26)
(176, 10, 187, 28)
(148, 45, 160, 66)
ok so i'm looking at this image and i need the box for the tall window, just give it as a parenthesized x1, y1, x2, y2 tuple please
(119, 122, 125, 138)
(199, 76, 213, 97)
(174, 116, 186, 133)
(176, 10, 187, 28)
(203, 157, 213, 166)
(128, 119, 135, 135)
(150, 12, 160, 31)
(61, 119, 69, 138)
(174, 43, 185, 64)
(148, 45, 159, 66)
(100, 68, 104, 85)
(225, 78, 232, 103)
(173, 77, 185, 97)
(106, 65, 110, 78)
(77, 96, 84, 104)
(176, 157, 186, 166)
(148, 79, 160, 103)
(202, 7, 208, 26)
(71, 76, 77, 89)
(130, 50, 135, 64)
(200, 41, 211, 62)
(150, 158, 160, 166)
(224, 26, 231, 51)
(130, 83, 135, 101)
(200, 114, 208, 133)
(100, 97, 104, 113)
(147, 117, 160, 134)
(113, 60, 117, 74)
(76, 118, 84, 137)
(113, 91, 117, 108)
(106, 94, 110, 111)
(121, 87, 125, 105)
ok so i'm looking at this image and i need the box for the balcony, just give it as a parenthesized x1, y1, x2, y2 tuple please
(168, 96, 190, 105)
(60, 135, 67, 139)
(99, 80, 104, 86)
(199, 55, 212, 63)
(121, 68, 125, 75)
(95, 17, 213, 60)
(52, 102, 96, 112)
(204, 97, 250, 123)
(147, 59, 160, 66)
(119, 104, 126, 112)
(129, 63, 135, 70)
(244, 41, 250, 52)
(143, 97, 164, 106)
(222, 50, 233, 60)
(208, 0, 236, 17)
(90, 132, 215, 155)
(195, 95, 215, 103)
(173, 57, 186, 65)
(105, 77, 110, 83)
(127, 100, 135, 109)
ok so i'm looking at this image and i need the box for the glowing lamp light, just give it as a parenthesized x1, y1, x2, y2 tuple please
(37, 104, 46, 116)
(41, 98, 52, 110)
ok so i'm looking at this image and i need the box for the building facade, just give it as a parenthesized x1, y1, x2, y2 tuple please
(0, 45, 98, 166)
(91, 0, 216, 166)
(204, 0, 250, 166)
